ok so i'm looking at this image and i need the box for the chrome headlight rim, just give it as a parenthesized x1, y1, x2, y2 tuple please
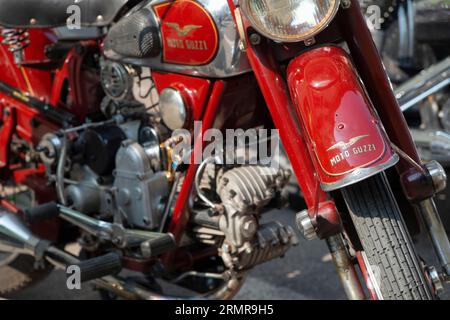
(240, 0, 341, 43)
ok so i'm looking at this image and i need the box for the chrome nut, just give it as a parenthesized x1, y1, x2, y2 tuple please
(241, 217, 258, 239)
(428, 265, 444, 294)
(425, 160, 447, 194)
(295, 209, 317, 241)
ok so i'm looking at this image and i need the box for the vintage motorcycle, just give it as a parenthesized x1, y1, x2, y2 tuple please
(0, 0, 449, 300)
(360, 0, 450, 164)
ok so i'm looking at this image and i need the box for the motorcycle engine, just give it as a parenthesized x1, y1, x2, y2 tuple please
(38, 60, 169, 230)
(191, 165, 299, 270)
(37, 59, 297, 272)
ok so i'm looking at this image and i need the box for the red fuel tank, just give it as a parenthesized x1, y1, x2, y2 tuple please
(287, 46, 398, 191)
(153, 0, 219, 66)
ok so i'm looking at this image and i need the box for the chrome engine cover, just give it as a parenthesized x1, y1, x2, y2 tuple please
(104, 0, 251, 78)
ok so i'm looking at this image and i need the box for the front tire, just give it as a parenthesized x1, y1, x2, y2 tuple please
(342, 173, 434, 300)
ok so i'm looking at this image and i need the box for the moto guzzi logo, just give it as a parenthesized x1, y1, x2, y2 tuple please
(165, 22, 208, 51)
(165, 23, 202, 37)
(327, 135, 369, 151)
(328, 135, 377, 167)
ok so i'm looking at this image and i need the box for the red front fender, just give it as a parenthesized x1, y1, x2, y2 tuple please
(287, 46, 398, 191)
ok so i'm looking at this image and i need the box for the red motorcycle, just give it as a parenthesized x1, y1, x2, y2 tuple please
(0, 0, 449, 300)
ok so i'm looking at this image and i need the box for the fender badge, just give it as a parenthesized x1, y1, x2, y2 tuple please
(327, 135, 370, 151)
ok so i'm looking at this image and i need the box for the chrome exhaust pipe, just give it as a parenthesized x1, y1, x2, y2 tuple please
(0, 210, 47, 257)
(396, 56, 450, 112)
(0, 209, 79, 267)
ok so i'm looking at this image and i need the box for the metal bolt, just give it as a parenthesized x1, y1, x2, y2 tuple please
(265, 188, 275, 198)
(238, 40, 246, 51)
(243, 220, 257, 236)
(341, 0, 351, 9)
(425, 160, 447, 194)
(304, 37, 316, 46)
(222, 243, 231, 253)
(296, 209, 318, 240)
(428, 266, 444, 294)
(134, 188, 143, 200)
(249, 33, 261, 46)
(283, 169, 292, 179)
(112, 237, 122, 246)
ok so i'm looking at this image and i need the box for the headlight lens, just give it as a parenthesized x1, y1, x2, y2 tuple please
(241, 0, 340, 42)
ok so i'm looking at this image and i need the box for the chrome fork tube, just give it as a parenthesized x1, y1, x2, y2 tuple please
(326, 234, 366, 300)
(418, 198, 450, 276)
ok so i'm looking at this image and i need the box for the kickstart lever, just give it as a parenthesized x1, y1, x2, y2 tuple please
(24, 202, 176, 257)
(0, 209, 122, 282)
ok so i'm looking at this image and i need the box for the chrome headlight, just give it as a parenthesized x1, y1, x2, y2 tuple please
(240, 0, 340, 43)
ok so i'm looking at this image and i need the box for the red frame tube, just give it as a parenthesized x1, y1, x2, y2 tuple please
(243, 40, 327, 207)
(164, 80, 226, 265)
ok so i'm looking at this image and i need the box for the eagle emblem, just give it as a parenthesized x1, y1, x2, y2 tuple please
(327, 135, 370, 151)
(165, 22, 203, 37)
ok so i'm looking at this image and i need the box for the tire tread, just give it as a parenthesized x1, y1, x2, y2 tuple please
(342, 173, 432, 300)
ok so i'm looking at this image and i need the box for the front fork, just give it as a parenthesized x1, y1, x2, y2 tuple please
(237, 17, 366, 300)
(339, 0, 450, 288)
(235, 0, 450, 299)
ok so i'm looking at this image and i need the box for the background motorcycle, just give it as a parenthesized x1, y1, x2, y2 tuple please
(0, 0, 449, 300)
(360, 0, 450, 228)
